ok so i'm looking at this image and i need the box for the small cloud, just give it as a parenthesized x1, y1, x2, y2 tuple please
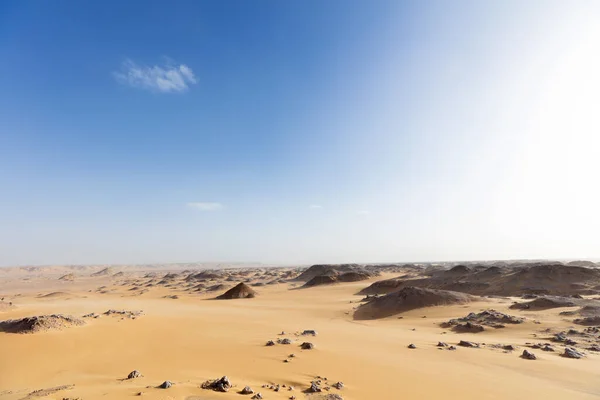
(357, 210, 371, 215)
(309, 205, 323, 210)
(114, 59, 197, 93)
(187, 202, 224, 211)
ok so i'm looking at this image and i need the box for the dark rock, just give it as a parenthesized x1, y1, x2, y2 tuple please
(266, 340, 276, 346)
(307, 382, 322, 393)
(127, 370, 142, 379)
(332, 382, 344, 390)
(158, 381, 172, 389)
(437, 342, 448, 347)
(521, 349, 537, 360)
(278, 338, 292, 345)
(301, 342, 314, 350)
(408, 343, 416, 349)
(563, 347, 584, 359)
(302, 330, 318, 336)
(251, 393, 263, 399)
(202, 376, 233, 392)
(451, 322, 485, 333)
(240, 386, 254, 395)
(458, 340, 479, 348)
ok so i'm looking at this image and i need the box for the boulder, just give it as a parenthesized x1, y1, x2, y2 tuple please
(158, 381, 172, 389)
(521, 350, 536, 360)
(127, 370, 141, 379)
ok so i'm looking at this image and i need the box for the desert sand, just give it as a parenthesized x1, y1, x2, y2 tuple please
(1, 262, 600, 399)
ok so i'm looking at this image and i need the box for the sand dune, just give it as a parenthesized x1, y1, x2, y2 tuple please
(1, 263, 600, 399)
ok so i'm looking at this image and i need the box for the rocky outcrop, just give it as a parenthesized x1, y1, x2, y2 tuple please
(354, 287, 475, 320)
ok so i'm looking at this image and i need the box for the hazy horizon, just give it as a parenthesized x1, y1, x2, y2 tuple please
(2, 1, 600, 267)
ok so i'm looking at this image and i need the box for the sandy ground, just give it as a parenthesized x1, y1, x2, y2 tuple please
(1, 271, 600, 399)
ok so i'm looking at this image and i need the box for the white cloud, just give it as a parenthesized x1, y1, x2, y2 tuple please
(357, 210, 371, 215)
(114, 59, 197, 93)
(187, 202, 224, 211)
(309, 205, 323, 210)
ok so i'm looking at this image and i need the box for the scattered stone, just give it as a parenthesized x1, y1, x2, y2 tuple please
(127, 370, 142, 379)
(458, 340, 479, 348)
(302, 330, 318, 336)
(587, 344, 600, 351)
(301, 342, 314, 350)
(158, 381, 172, 389)
(521, 349, 537, 360)
(251, 393, 263, 399)
(448, 346, 457, 350)
(307, 382, 322, 393)
(103, 310, 143, 318)
(278, 338, 292, 344)
(408, 343, 416, 349)
(503, 345, 515, 351)
(437, 342, 448, 347)
(266, 340, 276, 346)
(201, 376, 233, 392)
(332, 382, 344, 390)
(289, 353, 296, 358)
(563, 347, 585, 359)
(240, 386, 254, 395)
(441, 310, 523, 331)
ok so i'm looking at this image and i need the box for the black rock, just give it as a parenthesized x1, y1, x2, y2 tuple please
(240, 386, 254, 395)
(521, 349, 536, 360)
(563, 347, 584, 359)
(158, 381, 172, 389)
(127, 370, 141, 379)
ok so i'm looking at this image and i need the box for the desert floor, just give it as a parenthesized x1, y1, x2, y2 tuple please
(1, 272, 599, 400)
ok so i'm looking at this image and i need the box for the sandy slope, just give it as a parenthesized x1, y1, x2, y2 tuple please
(1, 273, 599, 399)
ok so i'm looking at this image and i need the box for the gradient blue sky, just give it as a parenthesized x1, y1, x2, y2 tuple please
(1, 1, 600, 266)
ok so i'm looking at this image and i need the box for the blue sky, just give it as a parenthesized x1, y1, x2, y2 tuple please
(1, 1, 600, 266)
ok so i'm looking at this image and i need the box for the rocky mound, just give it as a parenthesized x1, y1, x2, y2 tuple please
(216, 282, 257, 299)
(574, 316, 600, 326)
(295, 264, 361, 282)
(567, 260, 598, 267)
(186, 270, 225, 281)
(206, 284, 230, 292)
(338, 271, 371, 282)
(510, 296, 578, 310)
(359, 263, 600, 297)
(91, 267, 114, 277)
(354, 287, 475, 320)
(441, 309, 524, 331)
(0, 314, 85, 333)
(59, 273, 75, 281)
(445, 265, 471, 275)
(303, 275, 338, 287)
(357, 278, 404, 295)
